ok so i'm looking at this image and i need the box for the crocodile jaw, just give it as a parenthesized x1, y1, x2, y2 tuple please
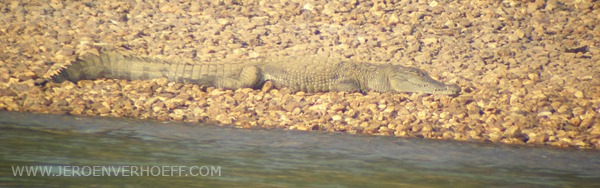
(393, 78, 461, 95)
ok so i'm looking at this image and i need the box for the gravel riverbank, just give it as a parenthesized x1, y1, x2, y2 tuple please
(1, 0, 599, 149)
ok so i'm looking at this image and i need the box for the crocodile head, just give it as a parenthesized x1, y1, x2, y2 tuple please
(389, 66, 461, 96)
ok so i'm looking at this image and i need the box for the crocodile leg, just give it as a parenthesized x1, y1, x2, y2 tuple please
(331, 78, 362, 93)
(211, 65, 262, 90)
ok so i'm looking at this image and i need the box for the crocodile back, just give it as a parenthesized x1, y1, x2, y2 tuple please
(257, 56, 365, 93)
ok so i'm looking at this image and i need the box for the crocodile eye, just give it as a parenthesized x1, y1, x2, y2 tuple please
(408, 68, 423, 76)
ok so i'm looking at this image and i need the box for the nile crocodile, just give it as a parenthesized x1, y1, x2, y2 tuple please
(52, 52, 461, 95)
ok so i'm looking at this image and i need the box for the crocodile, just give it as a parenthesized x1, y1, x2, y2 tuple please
(51, 52, 461, 95)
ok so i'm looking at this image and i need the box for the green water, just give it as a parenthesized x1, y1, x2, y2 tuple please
(0, 111, 599, 187)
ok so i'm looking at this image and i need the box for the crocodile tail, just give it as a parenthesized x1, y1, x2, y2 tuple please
(52, 52, 113, 83)
(51, 52, 247, 86)
(52, 52, 176, 83)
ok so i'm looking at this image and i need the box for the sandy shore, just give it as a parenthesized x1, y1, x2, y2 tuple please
(1, 0, 599, 149)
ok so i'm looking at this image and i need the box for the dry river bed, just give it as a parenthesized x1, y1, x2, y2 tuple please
(1, 0, 600, 149)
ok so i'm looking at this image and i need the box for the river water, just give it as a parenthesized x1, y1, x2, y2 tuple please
(1, 111, 599, 187)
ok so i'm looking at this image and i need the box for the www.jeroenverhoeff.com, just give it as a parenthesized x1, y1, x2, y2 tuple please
(11, 166, 221, 177)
